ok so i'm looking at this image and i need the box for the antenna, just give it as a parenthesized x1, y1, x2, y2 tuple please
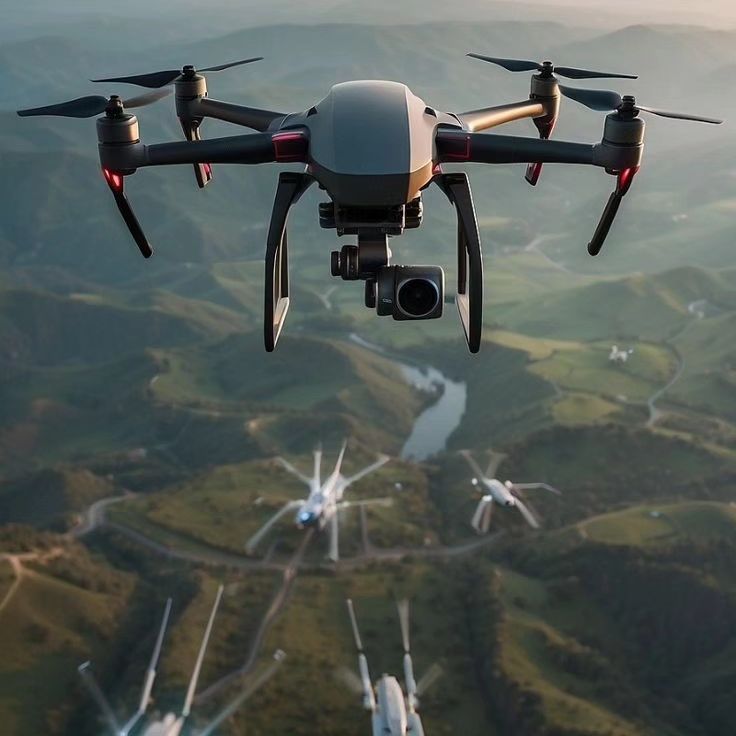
(182, 585, 224, 719)
(332, 439, 349, 480)
(77, 661, 121, 736)
(119, 597, 172, 736)
(397, 599, 418, 711)
(313, 443, 323, 484)
(345, 599, 376, 712)
(196, 650, 286, 736)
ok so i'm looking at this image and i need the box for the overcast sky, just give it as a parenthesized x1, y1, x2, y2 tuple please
(527, 0, 736, 24)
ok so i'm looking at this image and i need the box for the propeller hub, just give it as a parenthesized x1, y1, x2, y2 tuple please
(105, 96, 126, 117)
(618, 95, 639, 119)
(182, 64, 196, 77)
(539, 60, 555, 77)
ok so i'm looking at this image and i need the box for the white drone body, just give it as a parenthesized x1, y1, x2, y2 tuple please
(609, 345, 634, 363)
(346, 599, 440, 736)
(460, 450, 562, 533)
(246, 441, 390, 561)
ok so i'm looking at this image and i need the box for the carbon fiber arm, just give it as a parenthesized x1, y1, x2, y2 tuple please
(436, 130, 642, 170)
(456, 99, 545, 132)
(192, 98, 287, 132)
(98, 131, 306, 171)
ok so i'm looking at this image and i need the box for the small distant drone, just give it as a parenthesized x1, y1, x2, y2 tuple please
(344, 598, 442, 736)
(460, 450, 562, 531)
(18, 54, 721, 351)
(609, 344, 634, 363)
(245, 441, 390, 561)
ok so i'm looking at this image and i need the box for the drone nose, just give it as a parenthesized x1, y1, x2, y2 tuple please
(297, 510, 317, 526)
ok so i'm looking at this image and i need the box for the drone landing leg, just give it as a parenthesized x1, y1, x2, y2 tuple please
(436, 173, 483, 353)
(179, 118, 213, 189)
(264, 172, 312, 351)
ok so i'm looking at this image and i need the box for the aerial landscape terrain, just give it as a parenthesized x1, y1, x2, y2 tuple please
(1, 1, 736, 734)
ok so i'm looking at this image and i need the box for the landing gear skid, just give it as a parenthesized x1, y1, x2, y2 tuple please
(436, 173, 484, 353)
(264, 172, 313, 351)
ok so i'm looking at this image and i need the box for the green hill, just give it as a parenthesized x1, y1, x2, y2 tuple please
(0, 468, 114, 530)
(468, 500, 736, 736)
(0, 288, 207, 366)
(495, 267, 734, 342)
(0, 539, 135, 736)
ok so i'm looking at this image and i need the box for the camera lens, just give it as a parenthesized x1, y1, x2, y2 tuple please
(397, 278, 439, 318)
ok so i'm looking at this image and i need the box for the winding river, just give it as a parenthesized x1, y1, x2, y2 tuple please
(348, 334, 467, 461)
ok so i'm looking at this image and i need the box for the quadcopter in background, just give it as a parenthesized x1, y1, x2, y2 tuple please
(78, 586, 285, 736)
(344, 598, 442, 736)
(18, 54, 721, 352)
(245, 441, 390, 561)
(460, 450, 562, 532)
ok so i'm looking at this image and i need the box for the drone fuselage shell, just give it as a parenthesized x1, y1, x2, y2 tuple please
(291, 80, 460, 206)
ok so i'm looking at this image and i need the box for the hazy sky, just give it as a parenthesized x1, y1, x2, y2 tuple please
(528, 0, 736, 24)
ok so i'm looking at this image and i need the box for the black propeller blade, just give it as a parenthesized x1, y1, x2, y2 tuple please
(559, 86, 723, 124)
(17, 89, 171, 118)
(91, 57, 264, 89)
(467, 53, 637, 80)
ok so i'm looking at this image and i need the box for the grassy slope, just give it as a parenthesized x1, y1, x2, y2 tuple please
(0, 545, 135, 735)
(489, 501, 736, 736)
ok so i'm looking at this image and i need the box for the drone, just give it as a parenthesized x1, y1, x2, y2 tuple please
(78, 586, 285, 736)
(460, 450, 562, 532)
(344, 598, 442, 736)
(17, 54, 722, 352)
(245, 441, 391, 561)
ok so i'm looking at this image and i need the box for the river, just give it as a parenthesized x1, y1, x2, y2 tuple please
(348, 334, 467, 461)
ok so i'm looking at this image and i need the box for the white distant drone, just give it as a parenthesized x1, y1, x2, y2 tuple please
(78, 586, 285, 736)
(460, 450, 562, 532)
(344, 598, 442, 736)
(609, 344, 634, 363)
(245, 441, 391, 561)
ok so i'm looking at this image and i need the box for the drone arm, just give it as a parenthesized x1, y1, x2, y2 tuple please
(181, 585, 224, 719)
(457, 99, 545, 132)
(99, 131, 308, 171)
(471, 496, 494, 534)
(343, 455, 390, 486)
(276, 457, 312, 485)
(143, 133, 278, 166)
(196, 651, 286, 736)
(77, 662, 122, 736)
(118, 597, 173, 735)
(438, 130, 643, 170)
(245, 499, 303, 554)
(327, 508, 340, 562)
(346, 599, 377, 712)
(459, 450, 487, 482)
(513, 482, 562, 495)
(436, 131, 599, 166)
(190, 97, 287, 132)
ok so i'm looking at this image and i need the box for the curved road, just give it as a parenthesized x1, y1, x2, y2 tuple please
(0, 548, 64, 617)
(645, 305, 705, 428)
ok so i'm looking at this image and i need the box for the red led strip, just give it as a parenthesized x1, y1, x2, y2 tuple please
(272, 132, 308, 163)
(102, 167, 124, 193)
(617, 166, 640, 195)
